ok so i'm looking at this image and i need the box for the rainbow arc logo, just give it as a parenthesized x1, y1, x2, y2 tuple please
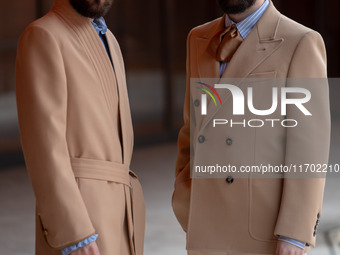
(196, 82, 222, 115)
(196, 82, 222, 106)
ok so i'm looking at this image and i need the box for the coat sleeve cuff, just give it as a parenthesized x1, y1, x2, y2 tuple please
(279, 236, 306, 249)
(61, 234, 98, 255)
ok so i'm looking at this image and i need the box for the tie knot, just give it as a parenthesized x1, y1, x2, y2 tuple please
(229, 24, 238, 38)
(208, 23, 243, 62)
(220, 24, 238, 40)
(230, 24, 237, 30)
(92, 17, 108, 35)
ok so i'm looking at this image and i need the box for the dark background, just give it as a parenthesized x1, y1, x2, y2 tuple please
(0, 2, 339, 254)
(0, 0, 339, 164)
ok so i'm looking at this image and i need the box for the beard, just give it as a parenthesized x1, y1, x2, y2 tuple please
(70, 0, 113, 18)
(218, 0, 256, 14)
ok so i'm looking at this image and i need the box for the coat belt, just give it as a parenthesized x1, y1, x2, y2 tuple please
(70, 157, 145, 255)
(70, 157, 131, 187)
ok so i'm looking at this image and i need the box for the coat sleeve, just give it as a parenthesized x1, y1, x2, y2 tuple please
(15, 25, 95, 249)
(172, 29, 195, 232)
(274, 31, 330, 247)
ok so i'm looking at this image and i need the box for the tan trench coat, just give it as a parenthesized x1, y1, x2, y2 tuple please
(15, 0, 145, 254)
(173, 1, 330, 254)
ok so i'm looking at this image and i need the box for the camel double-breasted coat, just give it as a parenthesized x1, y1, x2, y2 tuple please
(173, 1, 330, 254)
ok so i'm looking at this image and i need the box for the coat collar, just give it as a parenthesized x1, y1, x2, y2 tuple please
(51, 0, 133, 165)
(195, 0, 282, 79)
(194, 0, 284, 130)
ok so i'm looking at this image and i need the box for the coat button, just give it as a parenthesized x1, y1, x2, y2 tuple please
(226, 176, 234, 184)
(317, 213, 320, 219)
(313, 230, 316, 237)
(43, 229, 48, 236)
(194, 100, 200, 107)
(198, 135, 205, 143)
(226, 138, 233, 146)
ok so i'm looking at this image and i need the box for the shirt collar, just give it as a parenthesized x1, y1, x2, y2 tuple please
(91, 16, 108, 35)
(225, 0, 269, 39)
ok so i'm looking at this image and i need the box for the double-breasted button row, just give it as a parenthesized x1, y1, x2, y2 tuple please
(196, 135, 234, 184)
(194, 99, 200, 107)
(198, 136, 233, 145)
(198, 135, 205, 143)
(226, 176, 234, 184)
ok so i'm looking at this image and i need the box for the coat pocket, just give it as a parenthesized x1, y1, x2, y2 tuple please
(248, 178, 282, 242)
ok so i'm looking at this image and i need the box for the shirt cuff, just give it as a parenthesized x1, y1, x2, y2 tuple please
(278, 236, 306, 250)
(61, 234, 98, 255)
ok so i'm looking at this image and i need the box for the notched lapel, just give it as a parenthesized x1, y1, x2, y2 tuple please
(195, 16, 225, 80)
(221, 36, 283, 80)
(213, 32, 283, 114)
(193, 18, 223, 130)
(196, 38, 220, 79)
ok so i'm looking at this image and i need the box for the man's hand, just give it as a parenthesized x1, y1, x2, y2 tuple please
(276, 240, 304, 255)
(70, 241, 100, 255)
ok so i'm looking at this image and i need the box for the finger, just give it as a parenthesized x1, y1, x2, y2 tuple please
(296, 249, 304, 255)
(89, 242, 100, 255)
(89, 246, 99, 255)
(275, 242, 283, 255)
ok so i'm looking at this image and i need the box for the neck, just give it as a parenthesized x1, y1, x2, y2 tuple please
(53, 0, 94, 23)
(228, 0, 265, 23)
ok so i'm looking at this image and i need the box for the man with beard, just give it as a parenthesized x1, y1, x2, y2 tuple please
(15, 0, 145, 255)
(172, 0, 330, 254)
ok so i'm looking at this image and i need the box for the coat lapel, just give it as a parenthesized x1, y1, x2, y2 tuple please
(192, 17, 224, 129)
(197, 1, 283, 130)
(52, 0, 133, 165)
(106, 33, 134, 165)
(195, 16, 225, 80)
